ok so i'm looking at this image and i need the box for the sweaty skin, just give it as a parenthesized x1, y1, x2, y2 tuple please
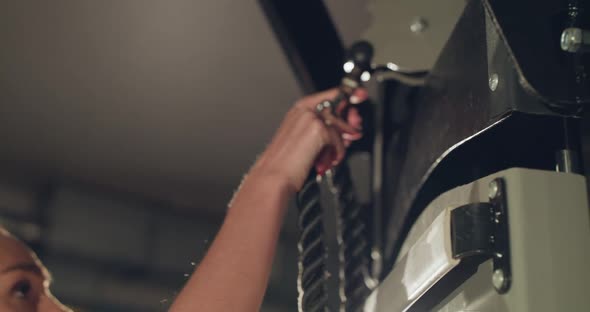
(0, 228, 71, 312)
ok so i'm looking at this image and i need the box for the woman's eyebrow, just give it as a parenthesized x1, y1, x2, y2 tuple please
(0, 263, 43, 276)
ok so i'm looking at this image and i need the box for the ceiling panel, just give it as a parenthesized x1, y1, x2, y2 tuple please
(0, 0, 301, 211)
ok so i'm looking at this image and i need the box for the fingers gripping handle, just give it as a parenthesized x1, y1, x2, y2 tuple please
(295, 41, 375, 312)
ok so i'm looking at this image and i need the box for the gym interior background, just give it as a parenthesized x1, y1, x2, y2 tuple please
(0, 1, 370, 311)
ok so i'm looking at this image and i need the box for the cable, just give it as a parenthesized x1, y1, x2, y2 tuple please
(295, 40, 428, 311)
(296, 173, 329, 312)
(328, 166, 373, 312)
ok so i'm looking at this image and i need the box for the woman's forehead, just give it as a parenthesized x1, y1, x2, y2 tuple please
(0, 235, 36, 270)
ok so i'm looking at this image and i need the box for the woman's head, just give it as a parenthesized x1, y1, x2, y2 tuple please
(0, 227, 70, 312)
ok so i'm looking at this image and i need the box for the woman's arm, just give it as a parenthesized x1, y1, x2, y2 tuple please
(169, 89, 365, 312)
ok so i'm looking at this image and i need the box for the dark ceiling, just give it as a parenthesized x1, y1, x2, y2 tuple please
(0, 0, 304, 216)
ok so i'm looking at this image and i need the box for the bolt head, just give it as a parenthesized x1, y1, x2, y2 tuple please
(343, 61, 355, 73)
(492, 269, 507, 292)
(489, 180, 500, 199)
(410, 17, 428, 33)
(561, 27, 582, 52)
(489, 74, 499, 91)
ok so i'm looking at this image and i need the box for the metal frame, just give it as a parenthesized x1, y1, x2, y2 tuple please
(369, 168, 590, 311)
(258, 0, 344, 93)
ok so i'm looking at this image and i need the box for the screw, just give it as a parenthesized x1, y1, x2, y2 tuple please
(489, 180, 500, 199)
(494, 211, 502, 224)
(343, 61, 355, 73)
(489, 74, 499, 91)
(492, 268, 509, 292)
(561, 27, 590, 53)
(410, 17, 428, 33)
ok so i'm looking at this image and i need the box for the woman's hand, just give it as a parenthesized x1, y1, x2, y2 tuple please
(170, 88, 367, 312)
(252, 88, 367, 193)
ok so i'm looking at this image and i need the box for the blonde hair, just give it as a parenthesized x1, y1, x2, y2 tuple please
(0, 225, 12, 237)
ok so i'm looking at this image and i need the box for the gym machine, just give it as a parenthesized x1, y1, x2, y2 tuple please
(260, 0, 590, 311)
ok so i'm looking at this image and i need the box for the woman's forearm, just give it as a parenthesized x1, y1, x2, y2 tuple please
(169, 170, 293, 312)
(168, 88, 366, 311)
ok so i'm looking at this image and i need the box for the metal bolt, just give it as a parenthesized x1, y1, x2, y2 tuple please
(489, 74, 499, 91)
(343, 61, 355, 73)
(561, 27, 590, 53)
(492, 268, 508, 292)
(488, 180, 499, 199)
(494, 211, 502, 224)
(410, 17, 428, 33)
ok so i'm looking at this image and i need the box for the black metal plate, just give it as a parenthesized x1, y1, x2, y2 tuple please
(484, 0, 590, 107)
(382, 0, 579, 271)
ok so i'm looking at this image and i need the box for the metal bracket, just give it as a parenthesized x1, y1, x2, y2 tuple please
(450, 178, 512, 294)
